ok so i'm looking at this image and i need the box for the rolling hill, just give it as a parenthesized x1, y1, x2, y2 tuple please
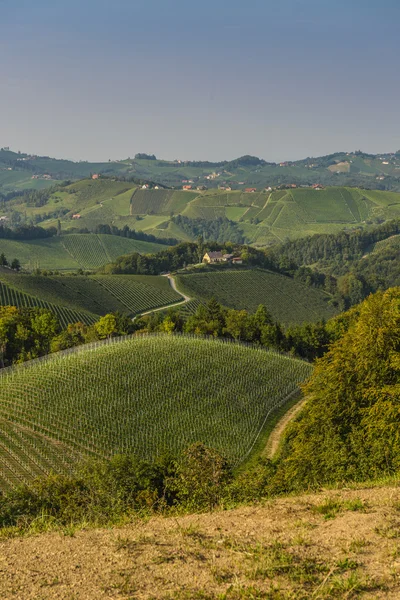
(4, 179, 400, 247)
(0, 233, 166, 271)
(0, 269, 182, 324)
(176, 269, 337, 325)
(2, 148, 400, 192)
(0, 334, 312, 491)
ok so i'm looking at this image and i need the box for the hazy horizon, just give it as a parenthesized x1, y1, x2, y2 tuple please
(2, 0, 399, 162)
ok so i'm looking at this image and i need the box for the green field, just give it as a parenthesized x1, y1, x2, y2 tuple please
(0, 270, 182, 320)
(0, 334, 312, 490)
(0, 234, 166, 271)
(4, 175, 400, 247)
(176, 269, 337, 325)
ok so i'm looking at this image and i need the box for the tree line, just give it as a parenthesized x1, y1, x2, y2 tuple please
(0, 307, 134, 367)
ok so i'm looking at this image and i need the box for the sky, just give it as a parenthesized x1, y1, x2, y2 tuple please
(1, 0, 399, 162)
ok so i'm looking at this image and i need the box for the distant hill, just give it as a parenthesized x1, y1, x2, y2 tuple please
(2, 147, 400, 193)
(2, 179, 400, 247)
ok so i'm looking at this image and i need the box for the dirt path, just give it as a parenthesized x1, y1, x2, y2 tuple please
(264, 395, 308, 459)
(136, 274, 191, 318)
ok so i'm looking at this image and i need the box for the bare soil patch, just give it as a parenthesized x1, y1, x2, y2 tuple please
(1, 486, 400, 598)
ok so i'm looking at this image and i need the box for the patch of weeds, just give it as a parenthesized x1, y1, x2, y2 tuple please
(220, 586, 287, 599)
(294, 519, 317, 530)
(335, 557, 358, 571)
(246, 541, 327, 585)
(348, 538, 369, 553)
(105, 570, 137, 596)
(62, 524, 76, 537)
(160, 590, 215, 600)
(313, 498, 343, 520)
(391, 545, 400, 559)
(291, 534, 310, 547)
(176, 522, 212, 546)
(343, 498, 367, 512)
(211, 567, 235, 584)
(320, 571, 382, 598)
(375, 520, 400, 539)
(39, 577, 61, 588)
(114, 535, 138, 551)
(152, 551, 177, 565)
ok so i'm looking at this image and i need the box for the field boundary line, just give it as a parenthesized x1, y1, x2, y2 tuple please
(239, 388, 302, 464)
(97, 234, 113, 263)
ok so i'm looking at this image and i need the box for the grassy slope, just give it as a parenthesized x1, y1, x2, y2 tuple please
(0, 485, 398, 598)
(0, 234, 166, 271)
(0, 270, 182, 319)
(176, 268, 337, 325)
(0, 335, 311, 490)
(4, 179, 400, 246)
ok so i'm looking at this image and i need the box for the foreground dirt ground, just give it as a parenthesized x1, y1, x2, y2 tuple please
(1, 486, 400, 599)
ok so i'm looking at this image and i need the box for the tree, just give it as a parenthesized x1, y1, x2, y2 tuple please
(275, 288, 400, 490)
(11, 258, 20, 271)
(170, 443, 231, 511)
(224, 309, 250, 340)
(160, 316, 175, 334)
(0, 253, 7, 266)
(95, 314, 118, 339)
(30, 311, 60, 353)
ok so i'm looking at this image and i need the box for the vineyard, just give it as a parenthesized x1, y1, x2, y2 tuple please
(61, 234, 165, 270)
(176, 269, 337, 325)
(0, 334, 312, 491)
(0, 271, 183, 321)
(0, 280, 96, 327)
(93, 275, 182, 314)
(0, 234, 166, 272)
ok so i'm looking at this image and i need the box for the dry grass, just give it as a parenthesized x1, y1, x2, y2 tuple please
(1, 486, 400, 598)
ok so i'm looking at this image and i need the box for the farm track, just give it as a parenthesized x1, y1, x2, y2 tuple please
(137, 274, 191, 317)
(264, 395, 308, 459)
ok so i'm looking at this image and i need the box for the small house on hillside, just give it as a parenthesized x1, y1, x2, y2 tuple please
(203, 251, 224, 264)
(72, 214, 81, 220)
(183, 185, 193, 190)
(232, 257, 243, 265)
(92, 174, 100, 180)
(245, 187, 257, 193)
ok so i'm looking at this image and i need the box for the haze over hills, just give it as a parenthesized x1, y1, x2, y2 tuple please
(2, 147, 400, 193)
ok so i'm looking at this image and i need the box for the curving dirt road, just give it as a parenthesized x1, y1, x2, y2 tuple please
(264, 396, 309, 459)
(136, 274, 191, 318)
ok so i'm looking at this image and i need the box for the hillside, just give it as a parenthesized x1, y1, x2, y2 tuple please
(176, 269, 337, 325)
(2, 147, 400, 192)
(0, 334, 311, 491)
(0, 233, 166, 271)
(4, 180, 400, 247)
(0, 270, 182, 322)
(1, 485, 399, 599)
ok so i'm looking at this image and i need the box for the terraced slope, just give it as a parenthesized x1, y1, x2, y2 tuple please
(176, 269, 337, 325)
(0, 335, 312, 490)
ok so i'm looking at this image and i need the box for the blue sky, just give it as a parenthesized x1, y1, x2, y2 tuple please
(1, 0, 399, 161)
